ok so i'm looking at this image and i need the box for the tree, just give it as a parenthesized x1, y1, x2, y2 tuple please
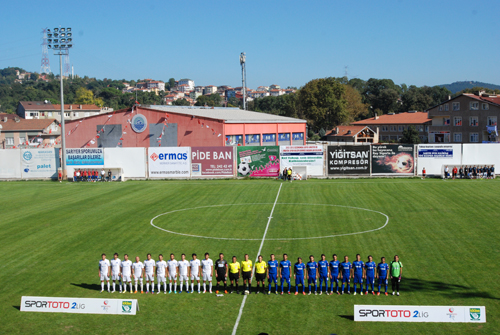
(195, 93, 221, 107)
(298, 77, 347, 131)
(172, 98, 190, 106)
(401, 125, 421, 144)
(74, 87, 104, 107)
(344, 85, 368, 122)
(227, 97, 241, 108)
(167, 78, 175, 91)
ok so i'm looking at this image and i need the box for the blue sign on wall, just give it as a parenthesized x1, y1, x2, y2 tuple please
(66, 148, 104, 165)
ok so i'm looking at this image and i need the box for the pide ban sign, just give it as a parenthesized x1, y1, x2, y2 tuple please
(354, 305, 486, 323)
(191, 146, 233, 176)
(21, 296, 138, 315)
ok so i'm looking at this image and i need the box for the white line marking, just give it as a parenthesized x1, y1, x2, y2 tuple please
(231, 183, 282, 335)
(150, 203, 389, 241)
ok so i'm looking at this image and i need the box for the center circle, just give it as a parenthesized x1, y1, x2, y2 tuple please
(150, 203, 389, 241)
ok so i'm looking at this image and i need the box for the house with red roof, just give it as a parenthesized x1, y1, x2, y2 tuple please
(325, 125, 378, 143)
(0, 113, 60, 149)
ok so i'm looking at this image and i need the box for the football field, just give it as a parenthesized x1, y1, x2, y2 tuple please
(0, 178, 498, 334)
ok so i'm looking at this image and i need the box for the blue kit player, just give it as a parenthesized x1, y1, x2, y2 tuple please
(352, 254, 365, 295)
(306, 255, 318, 295)
(365, 255, 376, 295)
(267, 254, 279, 295)
(329, 254, 340, 295)
(377, 256, 389, 296)
(318, 254, 329, 295)
(279, 254, 291, 295)
(340, 255, 352, 294)
(294, 257, 306, 295)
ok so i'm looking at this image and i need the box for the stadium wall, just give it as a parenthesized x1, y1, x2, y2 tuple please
(0, 149, 21, 179)
(416, 144, 462, 176)
(104, 148, 146, 178)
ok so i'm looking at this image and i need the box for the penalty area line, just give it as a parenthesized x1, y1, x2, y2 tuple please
(231, 183, 282, 335)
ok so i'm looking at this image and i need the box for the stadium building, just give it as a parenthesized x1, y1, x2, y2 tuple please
(64, 105, 306, 148)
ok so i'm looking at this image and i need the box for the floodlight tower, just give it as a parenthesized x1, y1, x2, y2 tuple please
(63, 54, 70, 78)
(40, 28, 51, 74)
(240, 52, 246, 110)
(47, 26, 73, 179)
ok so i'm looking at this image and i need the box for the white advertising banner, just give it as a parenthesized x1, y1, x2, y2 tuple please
(104, 148, 146, 178)
(21, 149, 59, 179)
(148, 147, 191, 178)
(280, 145, 324, 176)
(354, 305, 485, 323)
(462, 144, 500, 166)
(417, 144, 462, 176)
(21, 296, 138, 315)
(0, 149, 21, 179)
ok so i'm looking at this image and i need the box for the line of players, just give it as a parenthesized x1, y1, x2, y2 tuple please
(98, 252, 403, 296)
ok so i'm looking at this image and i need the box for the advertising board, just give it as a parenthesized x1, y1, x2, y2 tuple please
(66, 148, 104, 166)
(148, 147, 190, 178)
(21, 149, 59, 179)
(191, 146, 234, 176)
(236, 146, 280, 177)
(280, 145, 324, 176)
(371, 144, 415, 174)
(327, 145, 370, 175)
(21, 296, 138, 315)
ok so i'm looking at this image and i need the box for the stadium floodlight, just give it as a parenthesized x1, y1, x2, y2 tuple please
(48, 39, 52, 43)
(49, 26, 74, 180)
(47, 33, 52, 38)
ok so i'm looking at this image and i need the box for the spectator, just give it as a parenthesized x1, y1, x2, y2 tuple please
(108, 169, 112, 182)
(452, 166, 457, 180)
(491, 165, 495, 179)
(459, 166, 463, 179)
(422, 167, 426, 179)
(101, 168, 105, 182)
(444, 166, 449, 179)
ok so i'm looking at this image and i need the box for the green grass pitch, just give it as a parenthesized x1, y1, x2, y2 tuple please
(0, 178, 499, 334)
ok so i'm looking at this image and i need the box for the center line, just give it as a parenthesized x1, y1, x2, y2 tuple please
(231, 183, 282, 335)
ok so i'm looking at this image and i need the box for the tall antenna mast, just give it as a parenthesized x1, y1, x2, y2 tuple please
(240, 52, 246, 110)
(344, 65, 348, 79)
(40, 28, 51, 74)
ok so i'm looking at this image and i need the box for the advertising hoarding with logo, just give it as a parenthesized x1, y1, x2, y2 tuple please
(131, 114, 147, 133)
(327, 145, 370, 175)
(148, 147, 191, 178)
(20, 149, 59, 179)
(236, 146, 280, 177)
(354, 305, 485, 323)
(280, 145, 324, 176)
(21, 296, 138, 315)
(191, 146, 234, 176)
(417, 144, 462, 176)
(371, 144, 415, 174)
(66, 148, 104, 166)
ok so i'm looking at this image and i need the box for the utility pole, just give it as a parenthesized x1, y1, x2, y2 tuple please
(240, 52, 246, 110)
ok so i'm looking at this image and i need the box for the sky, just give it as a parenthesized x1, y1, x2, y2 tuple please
(1, 0, 499, 89)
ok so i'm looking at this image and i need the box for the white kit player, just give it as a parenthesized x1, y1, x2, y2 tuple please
(156, 254, 168, 294)
(201, 252, 214, 294)
(167, 253, 179, 294)
(178, 254, 190, 293)
(132, 256, 144, 294)
(189, 253, 202, 293)
(121, 254, 133, 293)
(110, 253, 122, 293)
(99, 253, 111, 293)
(144, 253, 156, 294)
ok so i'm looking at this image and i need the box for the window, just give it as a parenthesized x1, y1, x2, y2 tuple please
(292, 133, 304, 141)
(417, 125, 424, 132)
(470, 133, 479, 142)
(469, 116, 478, 126)
(48, 112, 52, 117)
(19, 137, 25, 144)
(482, 103, 489, 110)
(225, 135, 243, 146)
(41, 112, 45, 116)
(84, 112, 90, 117)
(452, 102, 460, 111)
(74, 112, 79, 117)
(470, 102, 479, 110)
(425, 125, 429, 132)
(262, 133, 276, 143)
(487, 116, 497, 126)
(390, 126, 396, 132)
(245, 134, 260, 145)
(398, 125, 403, 132)
(444, 104, 449, 111)
(444, 118, 450, 125)
(381, 126, 388, 131)
(6, 137, 14, 145)
(64, 112, 70, 117)
(454, 133, 462, 142)
(439, 105, 443, 111)
(454, 117, 462, 126)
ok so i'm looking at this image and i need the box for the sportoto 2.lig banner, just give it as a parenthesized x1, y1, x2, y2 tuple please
(236, 146, 280, 177)
(148, 147, 191, 178)
(191, 146, 233, 176)
(21, 296, 138, 315)
(280, 145, 324, 176)
(354, 305, 485, 323)
(66, 148, 104, 165)
(21, 149, 59, 179)
(327, 145, 370, 175)
(371, 144, 415, 174)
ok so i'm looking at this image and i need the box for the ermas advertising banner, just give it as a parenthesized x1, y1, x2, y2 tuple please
(148, 147, 190, 178)
(21, 149, 60, 178)
(237, 146, 280, 177)
(66, 148, 104, 165)
(191, 146, 233, 176)
(327, 145, 370, 175)
(354, 305, 486, 323)
(21, 296, 138, 315)
(371, 144, 415, 174)
(280, 145, 324, 176)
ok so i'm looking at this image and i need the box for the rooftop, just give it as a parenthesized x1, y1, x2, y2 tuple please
(52, 104, 100, 110)
(352, 111, 431, 125)
(144, 105, 306, 124)
(326, 125, 372, 137)
(19, 101, 54, 110)
(0, 116, 57, 131)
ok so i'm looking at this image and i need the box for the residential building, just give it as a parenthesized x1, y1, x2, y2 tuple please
(194, 86, 205, 93)
(177, 84, 191, 93)
(270, 84, 280, 90)
(178, 79, 195, 91)
(426, 92, 500, 143)
(189, 91, 203, 100)
(351, 111, 431, 142)
(248, 91, 270, 99)
(257, 86, 269, 92)
(0, 113, 60, 149)
(270, 89, 284, 97)
(17, 101, 112, 121)
(203, 85, 217, 95)
(325, 125, 378, 143)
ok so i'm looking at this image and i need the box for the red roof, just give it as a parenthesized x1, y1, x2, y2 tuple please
(352, 112, 431, 125)
(52, 104, 100, 110)
(19, 101, 54, 110)
(463, 93, 500, 106)
(1, 117, 57, 131)
(326, 125, 371, 137)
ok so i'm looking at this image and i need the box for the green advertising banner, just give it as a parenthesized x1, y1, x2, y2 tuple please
(236, 146, 280, 177)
